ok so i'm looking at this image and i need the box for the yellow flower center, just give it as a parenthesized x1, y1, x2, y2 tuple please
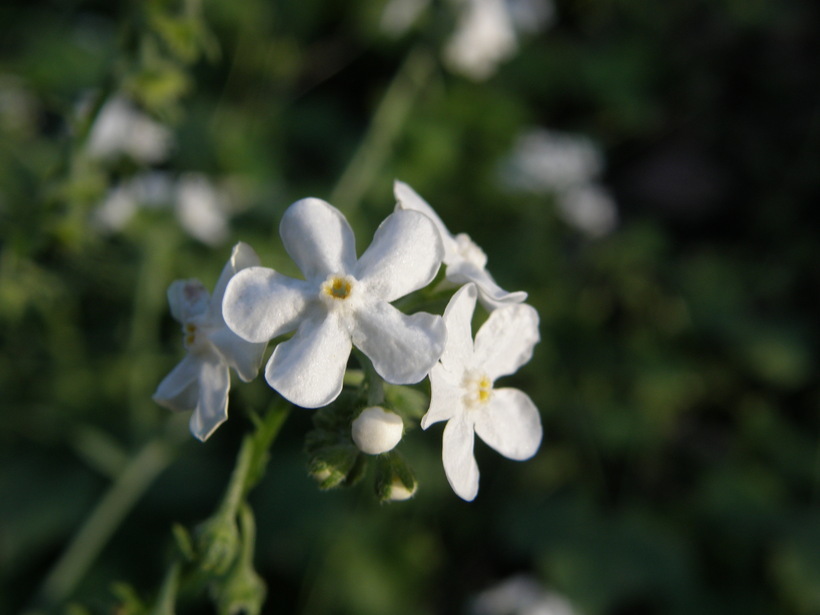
(321, 274, 355, 301)
(183, 322, 198, 348)
(464, 372, 493, 408)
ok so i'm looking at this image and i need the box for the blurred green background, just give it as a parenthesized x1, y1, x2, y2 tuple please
(1, 0, 818, 613)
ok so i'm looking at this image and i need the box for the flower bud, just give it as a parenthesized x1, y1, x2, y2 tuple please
(385, 478, 417, 501)
(351, 406, 404, 455)
(196, 512, 240, 575)
(374, 451, 418, 503)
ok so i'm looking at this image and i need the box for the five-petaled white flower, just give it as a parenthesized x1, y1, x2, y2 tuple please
(153, 242, 267, 441)
(394, 180, 527, 310)
(422, 283, 542, 501)
(222, 198, 446, 409)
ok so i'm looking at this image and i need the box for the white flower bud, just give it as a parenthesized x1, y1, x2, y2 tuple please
(386, 479, 417, 501)
(351, 406, 403, 455)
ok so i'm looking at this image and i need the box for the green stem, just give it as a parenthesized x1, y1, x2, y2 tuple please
(354, 350, 385, 406)
(329, 46, 434, 214)
(31, 430, 183, 610)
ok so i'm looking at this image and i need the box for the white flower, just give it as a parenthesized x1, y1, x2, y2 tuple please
(351, 406, 404, 454)
(175, 173, 231, 246)
(380, 0, 554, 80)
(444, 0, 517, 81)
(422, 283, 541, 501)
(153, 242, 267, 441)
(86, 96, 172, 164)
(394, 180, 527, 310)
(499, 128, 618, 237)
(470, 575, 577, 615)
(500, 128, 604, 193)
(94, 172, 233, 245)
(555, 184, 618, 238)
(223, 197, 446, 409)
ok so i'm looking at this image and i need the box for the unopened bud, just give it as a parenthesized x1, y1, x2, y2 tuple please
(351, 406, 404, 455)
(385, 478, 417, 501)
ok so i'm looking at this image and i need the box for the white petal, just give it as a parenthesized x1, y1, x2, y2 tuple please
(352, 301, 446, 385)
(445, 261, 528, 311)
(209, 242, 261, 322)
(222, 267, 310, 343)
(473, 303, 540, 380)
(421, 363, 463, 429)
(153, 354, 201, 411)
(208, 327, 266, 382)
(356, 210, 443, 302)
(439, 283, 477, 372)
(442, 417, 480, 501)
(474, 388, 542, 460)
(167, 279, 209, 323)
(280, 198, 357, 279)
(265, 312, 352, 408)
(393, 180, 459, 262)
(190, 355, 231, 441)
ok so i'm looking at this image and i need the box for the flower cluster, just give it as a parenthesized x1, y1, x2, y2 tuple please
(155, 182, 542, 500)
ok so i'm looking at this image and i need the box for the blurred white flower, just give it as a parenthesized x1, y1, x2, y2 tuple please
(556, 184, 618, 238)
(444, 0, 518, 80)
(94, 172, 232, 245)
(500, 128, 618, 237)
(86, 96, 172, 164)
(351, 406, 404, 454)
(94, 172, 174, 231)
(394, 180, 527, 310)
(501, 129, 604, 192)
(153, 242, 267, 441)
(471, 575, 578, 615)
(175, 173, 231, 246)
(421, 284, 541, 501)
(223, 197, 446, 409)
(381, 0, 554, 80)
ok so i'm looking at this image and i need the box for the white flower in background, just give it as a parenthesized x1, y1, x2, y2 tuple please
(555, 183, 617, 238)
(444, 0, 517, 81)
(94, 172, 232, 245)
(175, 173, 231, 246)
(223, 197, 446, 409)
(94, 172, 174, 232)
(86, 96, 172, 164)
(422, 283, 541, 501)
(381, 0, 554, 80)
(499, 128, 618, 237)
(470, 575, 577, 615)
(154, 242, 267, 441)
(500, 129, 604, 192)
(394, 180, 527, 310)
(351, 406, 404, 454)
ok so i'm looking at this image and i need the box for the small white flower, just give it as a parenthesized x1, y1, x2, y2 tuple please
(175, 173, 230, 246)
(444, 0, 517, 80)
(223, 197, 446, 409)
(422, 283, 541, 501)
(556, 184, 618, 238)
(94, 172, 233, 245)
(380, 0, 554, 80)
(153, 242, 267, 441)
(394, 181, 527, 310)
(86, 96, 172, 164)
(500, 128, 604, 193)
(471, 575, 577, 615)
(351, 406, 404, 455)
(499, 128, 619, 237)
